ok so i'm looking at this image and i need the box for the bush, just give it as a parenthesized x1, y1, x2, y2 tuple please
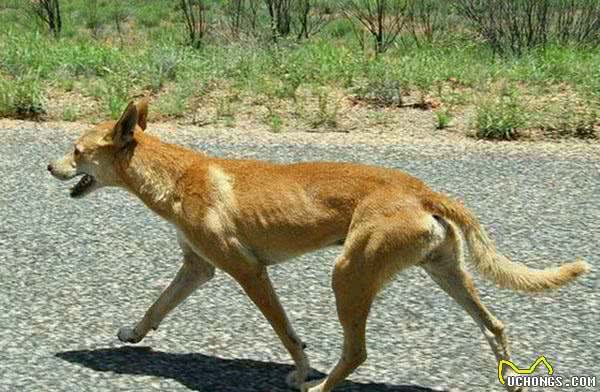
(553, 0, 600, 47)
(310, 89, 338, 128)
(29, 0, 62, 37)
(405, 0, 451, 45)
(353, 79, 408, 107)
(179, 0, 208, 48)
(475, 92, 525, 140)
(145, 49, 181, 92)
(540, 105, 598, 139)
(61, 105, 79, 121)
(436, 108, 453, 129)
(264, 0, 292, 40)
(455, 0, 600, 56)
(0, 77, 46, 119)
(343, 0, 407, 54)
(326, 18, 354, 38)
(156, 85, 193, 119)
(224, 0, 251, 38)
(83, 0, 103, 38)
(455, 0, 552, 56)
(295, 0, 333, 39)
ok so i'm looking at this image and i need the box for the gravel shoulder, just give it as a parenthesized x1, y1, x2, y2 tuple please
(3, 118, 599, 158)
(1, 120, 598, 392)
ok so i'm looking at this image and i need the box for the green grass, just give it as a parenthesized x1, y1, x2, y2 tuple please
(264, 107, 284, 133)
(475, 102, 524, 141)
(475, 87, 526, 140)
(436, 109, 453, 130)
(310, 89, 339, 129)
(215, 95, 237, 127)
(61, 105, 79, 122)
(0, 0, 597, 139)
(0, 75, 46, 119)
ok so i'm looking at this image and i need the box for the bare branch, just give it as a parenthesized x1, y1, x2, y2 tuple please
(179, 0, 207, 48)
(343, 0, 407, 54)
(28, 0, 62, 37)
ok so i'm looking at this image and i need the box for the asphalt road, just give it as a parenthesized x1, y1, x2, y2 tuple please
(1, 124, 598, 392)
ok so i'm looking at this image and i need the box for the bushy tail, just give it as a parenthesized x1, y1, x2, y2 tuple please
(423, 193, 590, 292)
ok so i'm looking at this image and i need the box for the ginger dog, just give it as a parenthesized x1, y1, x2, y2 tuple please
(48, 100, 589, 392)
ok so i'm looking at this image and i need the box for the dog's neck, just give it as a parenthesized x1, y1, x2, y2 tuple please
(117, 133, 192, 220)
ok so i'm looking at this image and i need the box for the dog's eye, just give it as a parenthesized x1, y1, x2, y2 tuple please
(74, 147, 81, 157)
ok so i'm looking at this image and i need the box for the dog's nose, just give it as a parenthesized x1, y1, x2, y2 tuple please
(47, 164, 53, 172)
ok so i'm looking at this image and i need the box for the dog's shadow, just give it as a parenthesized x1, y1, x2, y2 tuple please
(56, 346, 439, 391)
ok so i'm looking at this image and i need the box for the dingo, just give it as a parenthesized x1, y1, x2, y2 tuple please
(48, 100, 589, 392)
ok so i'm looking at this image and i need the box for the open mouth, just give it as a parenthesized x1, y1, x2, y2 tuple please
(70, 174, 95, 198)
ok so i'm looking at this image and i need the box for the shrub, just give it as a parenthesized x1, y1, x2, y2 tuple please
(405, 0, 451, 46)
(353, 79, 408, 107)
(83, 0, 101, 38)
(455, 0, 600, 56)
(455, 0, 552, 56)
(264, 0, 292, 40)
(327, 18, 354, 38)
(156, 85, 194, 119)
(553, 0, 600, 47)
(146, 50, 181, 92)
(435, 108, 453, 129)
(223, 0, 260, 39)
(343, 0, 407, 54)
(215, 96, 236, 126)
(295, 0, 333, 39)
(475, 92, 525, 140)
(540, 105, 598, 139)
(310, 89, 338, 128)
(0, 77, 46, 119)
(179, 0, 208, 48)
(264, 106, 284, 132)
(29, 0, 62, 37)
(61, 106, 79, 121)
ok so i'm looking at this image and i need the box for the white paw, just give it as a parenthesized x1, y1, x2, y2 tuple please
(117, 325, 142, 343)
(301, 379, 324, 392)
(501, 368, 528, 392)
(286, 369, 308, 390)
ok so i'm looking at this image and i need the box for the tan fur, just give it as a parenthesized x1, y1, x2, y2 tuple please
(48, 100, 590, 392)
(423, 193, 590, 292)
(205, 165, 238, 237)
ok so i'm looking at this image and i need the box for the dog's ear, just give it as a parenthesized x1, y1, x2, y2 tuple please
(136, 97, 149, 131)
(112, 101, 138, 146)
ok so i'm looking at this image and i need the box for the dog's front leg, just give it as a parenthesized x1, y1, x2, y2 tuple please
(231, 265, 310, 390)
(118, 253, 215, 343)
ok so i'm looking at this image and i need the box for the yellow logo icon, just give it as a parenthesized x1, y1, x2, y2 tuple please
(498, 356, 554, 385)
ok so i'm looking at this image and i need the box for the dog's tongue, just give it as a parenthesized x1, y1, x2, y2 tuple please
(70, 174, 93, 197)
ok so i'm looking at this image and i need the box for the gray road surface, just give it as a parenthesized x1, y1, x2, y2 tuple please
(1, 124, 598, 392)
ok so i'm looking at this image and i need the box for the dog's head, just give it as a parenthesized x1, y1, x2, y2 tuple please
(48, 99, 149, 198)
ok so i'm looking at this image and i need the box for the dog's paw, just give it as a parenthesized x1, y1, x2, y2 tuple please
(300, 379, 324, 392)
(501, 368, 528, 392)
(286, 369, 307, 390)
(117, 326, 142, 344)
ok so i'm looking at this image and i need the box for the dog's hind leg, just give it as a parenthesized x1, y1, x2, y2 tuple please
(422, 221, 525, 392)
(303, 203, 446, 392)
(117, 236, 215, 344)
(300, 253, 378, 392)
